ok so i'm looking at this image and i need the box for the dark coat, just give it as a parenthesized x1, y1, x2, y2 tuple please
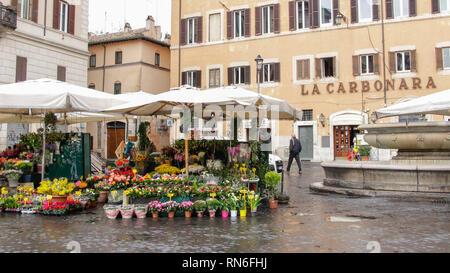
(289, 137, 302, 154)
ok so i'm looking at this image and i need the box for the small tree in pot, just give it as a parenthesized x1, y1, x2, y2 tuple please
(265, 171, 281, 209)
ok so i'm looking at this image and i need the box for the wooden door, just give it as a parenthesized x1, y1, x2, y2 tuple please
(107, 122, 126, 159)
(334, 125, 351, 158)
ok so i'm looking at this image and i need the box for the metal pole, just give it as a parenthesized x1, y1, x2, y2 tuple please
(381, 0, 387, 107)
(41, 110, 46, 182)
(257, 68, 261, 95)
(178, 0, 182, 87)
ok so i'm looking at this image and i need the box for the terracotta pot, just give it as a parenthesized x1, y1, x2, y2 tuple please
(90, 201, 97, 208)
(196, 211, 204, 218)
(152, 212, 159, 218)
(52, 195, 68, 204)
(97, 191, 108, 203)
(361, 156, 370, 161)
(240, 209, 247, 217)
(222, 210, 229, 218)
(209, 210, 216, 218)
(185, 211, 192, 218)
(269, 200, 278, 209)
(168, 211, 175, 218)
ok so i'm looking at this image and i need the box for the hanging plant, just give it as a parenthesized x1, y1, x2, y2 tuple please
(44, 112, 57, 132)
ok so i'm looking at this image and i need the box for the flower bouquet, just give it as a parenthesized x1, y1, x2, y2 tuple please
(42, 200, 69, 216)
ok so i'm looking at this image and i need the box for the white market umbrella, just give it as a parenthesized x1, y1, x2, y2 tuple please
(0, 78, 128, 181)
(375, 89, 450, 119)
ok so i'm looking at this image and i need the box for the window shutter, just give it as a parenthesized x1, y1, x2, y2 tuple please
(389, 52, 396, 73)
(304, 59, 310, 79)
(352, 55, 360, 76)
(332, 57, 337, 77)
(57, 66, 66, 82)
(409, 0, 417, 17)
(195, 70, 202, 88)
(53, 0, 60, 30)
(289, 1, 296, 31)
(227, 11, 233, 39)
(244, 66, 251, 85)
(180, 19, 187, 46)
(255, 6, 262, 36)
(68, 5, 75, 35)
(311, 0, 320, 28)
(195, 16, 203, 43)
(432, 0, 440, 14)
(32, 0, 39, 23)
(373, 2, 380, 21)
(315, 58, 321, 79)
(436, 48, 443, 70)
(297, 60, 303, 80)
(410, 50, 417, 72)
(274, 4, 280, 34)
(351, 0, 358, 23)
(244, 9, 251, 37)
(182, 72, 187, 85)
(332, 0, 339, 25)
(16, 56, 27, 83)
(228, 67, 234, 85)
(274, 63, 280, 82)
(386, 0, 393, 19)
(373, 53, 380, 75)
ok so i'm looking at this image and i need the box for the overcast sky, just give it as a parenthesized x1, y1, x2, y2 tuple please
(89, 0, 172, 36)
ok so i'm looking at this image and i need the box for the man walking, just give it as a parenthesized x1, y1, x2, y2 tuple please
(287, 133, 302, 174)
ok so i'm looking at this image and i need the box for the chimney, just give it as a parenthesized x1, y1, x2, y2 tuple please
(124, 22, 132, 32)
(146, 16, 155, 30)
(164, 34, 171, 45)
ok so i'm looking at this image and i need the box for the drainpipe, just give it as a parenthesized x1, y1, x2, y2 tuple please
(43, 0, 47, 36)
(178, 0, 182, 87)
(102, 44, 107, 158)
(381, 0, 387, 107)
(102, 44, 106, 92)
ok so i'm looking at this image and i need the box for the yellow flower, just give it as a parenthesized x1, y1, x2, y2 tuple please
(47, 195, 53, 200)
(210, 193, 217, 198)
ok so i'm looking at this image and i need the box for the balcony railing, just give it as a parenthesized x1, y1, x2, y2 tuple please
(0, 4, 17, 29)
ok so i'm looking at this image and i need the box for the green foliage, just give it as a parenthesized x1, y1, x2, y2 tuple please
(44, 112, 57, 132)
(359, 146, 372, 157)
(265, 171, 281, 200)
(206, 198, 221, 210)
(138, 122, 150, 151)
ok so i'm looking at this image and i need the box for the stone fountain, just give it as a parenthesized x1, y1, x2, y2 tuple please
(313, 121, 450, 195)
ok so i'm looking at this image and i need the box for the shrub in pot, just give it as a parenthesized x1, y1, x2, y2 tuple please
(206, 198, 220, 218)
(265, 171, 281, 209)
(193, 200, 206, 218)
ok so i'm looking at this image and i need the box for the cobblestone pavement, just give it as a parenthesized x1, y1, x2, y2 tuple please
(0, 162, 448, 253)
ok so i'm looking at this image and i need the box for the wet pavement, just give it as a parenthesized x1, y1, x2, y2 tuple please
(0, 162, 448, 253)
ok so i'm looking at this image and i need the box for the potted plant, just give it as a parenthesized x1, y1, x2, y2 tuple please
(220, 199, 229, 218)
(94, 181, 110, 203)
(119, 205, 134, 219)
(180, 201, 194, 218)
(16, 161, 33, 182)
(162, 201, 179, 218)
(194, 200, 206, 218)
(37, 178, 75, 203)
(248, 191, 262, 216)
(148, 200, 162, 218)
(238, 194, 247, 217)
(227, 194, 239, 218)
(104, 204, 120, 219)
(2, 170, 23, 188)
(265, 171, 281, 209)
(206, 198, 220, 218)
(359, 146, 372, 161)
(134, 204, 148, 219)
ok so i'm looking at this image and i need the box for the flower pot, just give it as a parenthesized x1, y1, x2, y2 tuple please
(168, 211, 175, 218)
(104, 207, 120, 219)
(196, 211, 204, 218)
(251, 207, 257, 213)
(97, 191, 108, 203)
(52, 195, 68, 204)
(222, 210, 229, 218)
(209, 210, 216, 218)
(80, 199, 88, 209)
(185, 211, 192, 218)
(269, 200, 278, 209)
(152, 212, 159, 218)
(7, 177, 19, 188)
(90, 201, 97, 208)
(135, 208, 148, 219)
(120, 207, 134, 219)
(240, 209, 247, 217)
(230, 210, 237, 217)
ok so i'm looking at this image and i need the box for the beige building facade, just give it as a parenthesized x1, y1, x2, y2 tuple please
(0, 0, 89, 151)
(87, 17, 171, 159)
(170, 0, 450, 161)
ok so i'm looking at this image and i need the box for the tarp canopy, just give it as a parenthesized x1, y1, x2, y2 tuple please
(0, 78, 128, 114)
(0, 112, 121, 125)
(375, 89, 450, 119)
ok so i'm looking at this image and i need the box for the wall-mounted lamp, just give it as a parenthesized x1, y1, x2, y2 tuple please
(319, 113, 326, 127)
(335, 12, 346, 25)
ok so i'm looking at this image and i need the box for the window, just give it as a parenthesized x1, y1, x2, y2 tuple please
(182, 71, 201, 87)
(57, 66, 66, 82)
(115, 51, 122, 65)
(320, 0, 333, 25)
(209, 13, 221, 42)
(296, 59, 311, 80)
(88, 84, 95, 89)
(393, 0, 409, 18)
(114, 82, 121, 95)
(15, 56, 27, 83)
(441, 0, 450, 12)
(187, 18, 196, 44)
(209, 68, 220, 88)
(89, 55, 96, 68)
(443, 48, 450, 69)
(155, 53, 160, 66)
(234, 10, 245, 38)
(262, 5, 275, 34)
(360, 55, 374, 75)
(262, 63, 275, 83)
(297, 1, 310, 29)
(187, 71, 197, 87)
(60, 1, 69, 32)
(396, 51, 411, 72)
(359, 0, 373, 22)
(321, 57, 335, 78)
(20, 0, 31, 19)
(233, 67, 246, 85)
(302, 110, 313, 121)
